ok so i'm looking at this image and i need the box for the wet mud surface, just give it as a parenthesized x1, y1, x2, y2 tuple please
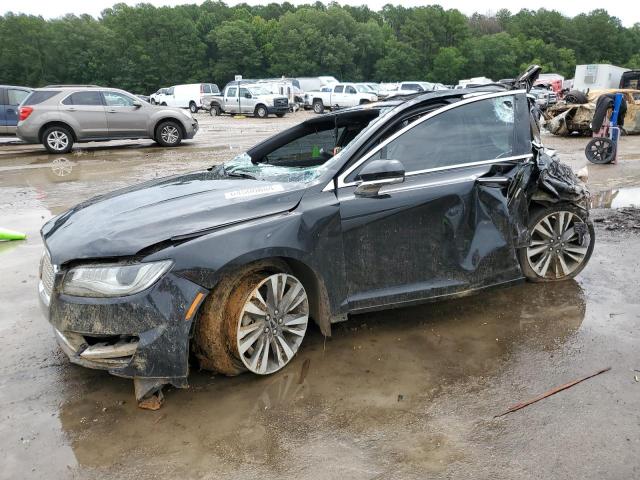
(1, 113, 640, 479)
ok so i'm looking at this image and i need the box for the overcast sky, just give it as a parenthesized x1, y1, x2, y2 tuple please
(2, 0, 639, 26)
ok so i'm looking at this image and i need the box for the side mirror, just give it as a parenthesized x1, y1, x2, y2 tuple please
(132, 101, 142, 108)
(244, 93, 252, 99)
(355, 159, 405, 197)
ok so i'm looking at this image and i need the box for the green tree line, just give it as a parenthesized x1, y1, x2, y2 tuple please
(1, 2, 639, 93)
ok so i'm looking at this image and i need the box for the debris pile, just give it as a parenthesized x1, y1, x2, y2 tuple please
(592, 208, 640, 232)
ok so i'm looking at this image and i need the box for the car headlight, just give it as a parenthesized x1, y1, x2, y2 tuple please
(62, 260, 173, 297)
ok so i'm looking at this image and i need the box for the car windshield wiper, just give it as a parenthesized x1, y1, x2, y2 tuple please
(226, 170, 257, 180)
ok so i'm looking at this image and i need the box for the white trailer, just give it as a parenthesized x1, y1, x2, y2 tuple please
(573, 64, 630, 92)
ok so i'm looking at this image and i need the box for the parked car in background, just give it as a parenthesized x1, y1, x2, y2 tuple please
(205, 84, 288, 118)
(164, 83, 220, 113)
(391, 81, 437, 96)
(0, 85, 32, 135)
(544, 88, 640, 136)
(17, 86, 198, 153)
(135, 94, 150, 103)
(531, 85, 558, 110)
(150, 88, 170, 105)
(378, 82, 399, 97)
(306, 82, 378, 113)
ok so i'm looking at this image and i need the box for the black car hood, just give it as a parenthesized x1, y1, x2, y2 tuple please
(42, 171, 306, 265)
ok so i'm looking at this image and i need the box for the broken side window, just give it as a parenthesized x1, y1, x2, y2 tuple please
(357, 96, 515, 175)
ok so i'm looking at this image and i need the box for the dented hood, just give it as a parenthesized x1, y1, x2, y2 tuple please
(42, 171, 306, 265)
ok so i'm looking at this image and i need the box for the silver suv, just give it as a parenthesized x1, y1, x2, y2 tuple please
(17, 86, 199, 153)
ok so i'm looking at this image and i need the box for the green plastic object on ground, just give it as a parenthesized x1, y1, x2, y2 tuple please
(0, 228, 27, 241)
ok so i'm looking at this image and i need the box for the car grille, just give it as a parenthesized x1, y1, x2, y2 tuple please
(40, 251, 54, 297)
(274, 98, 288, 108)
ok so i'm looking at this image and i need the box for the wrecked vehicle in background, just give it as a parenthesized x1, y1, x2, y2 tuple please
(544, 89, 640, 136)
(38, 66, 595, 406)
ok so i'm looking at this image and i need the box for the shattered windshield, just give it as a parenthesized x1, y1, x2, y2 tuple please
(220, 153, 334, 183)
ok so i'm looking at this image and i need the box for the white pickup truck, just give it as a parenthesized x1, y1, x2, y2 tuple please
(205, 84, 289, 118)
(305, 83, 378, 114)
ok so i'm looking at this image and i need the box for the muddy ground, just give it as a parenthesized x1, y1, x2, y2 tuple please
(1, 112, 639, 480)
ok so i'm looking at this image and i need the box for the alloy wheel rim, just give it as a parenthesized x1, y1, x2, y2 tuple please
(47, 131, 69, 151)
(236, 273, 309, 375)
(161, 126, 179, 144)
(587, 138, 613, 163)
(527, 211, 589, 279)
(258, 107, 266, 117)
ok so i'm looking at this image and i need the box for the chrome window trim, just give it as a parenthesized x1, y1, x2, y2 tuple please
(323, 153, 532, 193)
(335, 89, 526, 188)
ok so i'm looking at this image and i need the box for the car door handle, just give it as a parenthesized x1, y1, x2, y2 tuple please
(107, 109, 117, 113)
(66, 107, 76, 112)
(475, 176, 511, 186)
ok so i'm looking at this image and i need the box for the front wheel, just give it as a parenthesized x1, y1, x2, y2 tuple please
(150, 99, 156, 105)
(43, 125, 74, 154)
(518, 204, 595, 282)
(255, 105, 268, 118)
(195, 264, 309, 376)
(312, 100, 324, 114)
(155, 121, 183, 147)
(276, 112, 285, 118)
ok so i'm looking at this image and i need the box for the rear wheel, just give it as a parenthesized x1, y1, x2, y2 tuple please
(194, 262, 309, 376)
(209, 104, 221, 116)
(518, 204, 594, 282)
(255, 105, 268, 118)
(189, 101, 198, 114)
(276, 112, 285, 118)
(42, 125, 73, 154)
(155, 121, 183, 147)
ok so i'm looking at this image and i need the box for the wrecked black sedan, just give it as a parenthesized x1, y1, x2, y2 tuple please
(39, 67, 594, 403)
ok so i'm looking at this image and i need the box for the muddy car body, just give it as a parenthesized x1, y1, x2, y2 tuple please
(544, 89, 640, 136)
(39, 67, 595, 401)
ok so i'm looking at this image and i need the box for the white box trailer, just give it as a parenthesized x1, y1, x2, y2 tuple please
(573, 64, 629, 92)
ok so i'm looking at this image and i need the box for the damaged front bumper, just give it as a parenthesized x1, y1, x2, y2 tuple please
(40, 264, 208, 393)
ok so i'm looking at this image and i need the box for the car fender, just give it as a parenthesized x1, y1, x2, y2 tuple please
(147, 109, 188, 136)
(143, 197, 348, 334)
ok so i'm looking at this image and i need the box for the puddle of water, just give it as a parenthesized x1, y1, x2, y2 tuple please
(590, 187, 640, 209)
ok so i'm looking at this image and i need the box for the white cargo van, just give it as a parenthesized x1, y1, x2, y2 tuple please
(165, 83, 220, 112)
